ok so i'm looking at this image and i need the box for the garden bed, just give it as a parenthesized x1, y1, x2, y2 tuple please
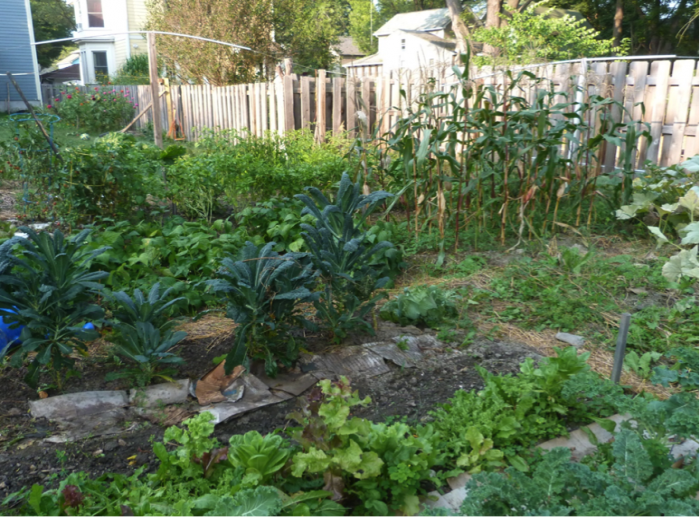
(0, 318, 542, 501)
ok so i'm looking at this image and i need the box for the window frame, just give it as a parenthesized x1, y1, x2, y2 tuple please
(92, 50, 109, 81)
(87, 0, 104, 28)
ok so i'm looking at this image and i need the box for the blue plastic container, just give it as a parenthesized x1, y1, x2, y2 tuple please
(0, 309, 96, 354)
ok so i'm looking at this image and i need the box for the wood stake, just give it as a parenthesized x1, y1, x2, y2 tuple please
(6, 72, 63, 163)
(611, 313, 632, 384)
(147, 32, 163, 148)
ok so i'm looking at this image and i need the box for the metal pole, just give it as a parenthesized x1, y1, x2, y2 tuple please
(147, 32, 163, 149)
(611, 312, 632, 384)
(6, 73, 63, 163)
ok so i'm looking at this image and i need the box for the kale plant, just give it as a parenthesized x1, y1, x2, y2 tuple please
(108, 282, 185, 332)
(296, 173, 394, 342)
(0, 228, 106, 389)
(460, 431, 699, 516)
(208, 241, 318, 376)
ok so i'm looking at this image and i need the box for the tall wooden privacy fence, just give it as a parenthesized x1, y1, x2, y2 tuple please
(41, 58, 699, 168)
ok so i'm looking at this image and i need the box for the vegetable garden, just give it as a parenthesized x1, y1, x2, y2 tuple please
(0, 63, 698, 516)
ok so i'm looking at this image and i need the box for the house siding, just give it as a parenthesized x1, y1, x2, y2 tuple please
(380, 32, 454, 76)
(127, 0, 148, 58)
(0, 0, 41, 107)
(114, 39, 128, 71)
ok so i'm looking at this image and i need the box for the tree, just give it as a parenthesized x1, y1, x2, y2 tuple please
(445, 0, 472, 54)
(146, 0, 274, 85)
(30, 0, 76, 68)
(472, 4, 618, 64)
(274, 0, 348, 72)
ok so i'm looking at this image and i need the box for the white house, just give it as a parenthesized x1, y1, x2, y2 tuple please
(345, 8, 456, 78)
(68, 0, 148, 84)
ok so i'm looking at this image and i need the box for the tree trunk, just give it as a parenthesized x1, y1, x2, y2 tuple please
(445, 0, 472, 54)
(613, 0, 624, 47)
(484, 0, 503, 56)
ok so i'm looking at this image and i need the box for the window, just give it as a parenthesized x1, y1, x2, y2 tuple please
(93, 51, 108, 81)
(401, 39, 406, 50)
(87, 0, 104, 28)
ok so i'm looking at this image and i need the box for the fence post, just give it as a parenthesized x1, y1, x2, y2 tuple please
(611, 313, 632, 384)
(316, 70, 326, 143)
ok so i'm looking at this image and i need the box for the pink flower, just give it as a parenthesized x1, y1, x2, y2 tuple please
(67, 94, 72, 99)
(95, 87, 99, 91)
(134, 103, 139, 107)
(47, 104, 52, 108)
(55, 98, 59, 102)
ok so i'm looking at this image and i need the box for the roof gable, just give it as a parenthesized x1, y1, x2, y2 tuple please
(374, 8, 451, 37)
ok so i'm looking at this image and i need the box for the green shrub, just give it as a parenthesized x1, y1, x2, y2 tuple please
(0, 227, 106, 389)
(48, 85, 136, 132)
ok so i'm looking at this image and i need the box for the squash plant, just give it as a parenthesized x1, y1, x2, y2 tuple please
(0, 227, 107, 389)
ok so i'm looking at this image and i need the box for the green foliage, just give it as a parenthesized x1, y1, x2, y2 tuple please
(106, 321, 187, 387)
(473, 4, 620, 66)
(112, 55, 151, 85)
(235, 197, 315, 253)
(380, 285, 460, 328)
(651, 346, 699, 390)
(228, 431, 291, 488)
(273, 0, 347, 71)
(297, 173, 394, 342)
(459, 435, 699, 516)
(49, 86, 137, 133)
(30, 0, 76, 68)
(207, 241, 318, 376)
(108, 283, 185, 332)
(623, 350, 662, 380)
(85, 217, 246, 314)
(288, 377, 443, 514)
(0, 227, 106, 389)
(167, 130, 348, 220)
(431, 348, 593, 473)
(204, 486, 282, 516)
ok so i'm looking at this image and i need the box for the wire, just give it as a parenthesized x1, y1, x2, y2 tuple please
(5, 30, 348, 77)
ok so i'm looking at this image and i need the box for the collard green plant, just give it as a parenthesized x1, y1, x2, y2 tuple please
(0, 228, 106, 389)
(106, 321, 187, 387)
(296, 173, 394, 342)
(228, 431, 290, 487)
(379, 285, 460, 328)
(207, 241, 318, 376)
(623, 350, 662, 380)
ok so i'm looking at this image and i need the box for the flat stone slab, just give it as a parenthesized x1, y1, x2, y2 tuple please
(393, 334, 445, 351)
(129, 379, 190, 407)
(555, 332, 585, 348)
(363, 340, 422, 367)
(30, 391, 129, 421)
(256, 372, 319, 397)
(538, 414, 628, 460)
(300, 348, 390, 377)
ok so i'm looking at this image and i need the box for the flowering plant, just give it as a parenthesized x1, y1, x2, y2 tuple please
(48, 85, 136, 132)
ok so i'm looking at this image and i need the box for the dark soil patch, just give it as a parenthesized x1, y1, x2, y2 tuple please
(0, 326, 541, 502)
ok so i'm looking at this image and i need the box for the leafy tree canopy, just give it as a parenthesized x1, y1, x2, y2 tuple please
(30, 0, 76, 68)
(472, 4, 620, 65)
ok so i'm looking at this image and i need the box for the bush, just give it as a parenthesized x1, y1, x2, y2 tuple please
(167, 130, 349, 218)
(48, 85, 137, 132)
(380, 285, 460, 328)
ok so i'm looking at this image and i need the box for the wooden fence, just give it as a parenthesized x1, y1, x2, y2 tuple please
(41, 58, 699, 169)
